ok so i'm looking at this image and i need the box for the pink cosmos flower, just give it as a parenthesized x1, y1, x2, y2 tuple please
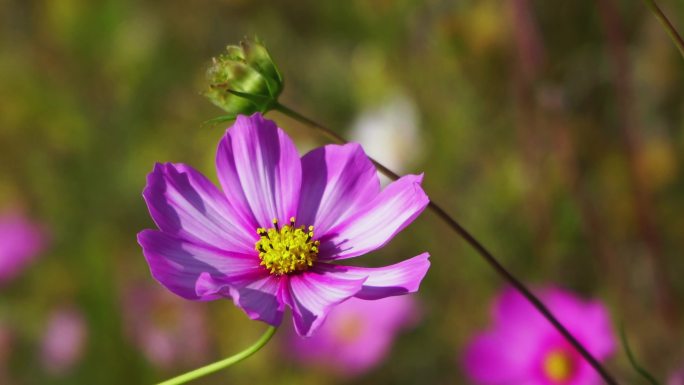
(288, 295, 420, 376)
(669, 369, 684, 385)
(41, 307, 88, 375)
(0, 212, 47, 283)
(122, 282, 210, 368)
(138, 113, 430, 336)
(462, 286, 616, 385)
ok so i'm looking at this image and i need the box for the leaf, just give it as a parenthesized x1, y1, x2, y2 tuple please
(202, 115, 236, 128)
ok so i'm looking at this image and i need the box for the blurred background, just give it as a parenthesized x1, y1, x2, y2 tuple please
(1, 0, 683, 383)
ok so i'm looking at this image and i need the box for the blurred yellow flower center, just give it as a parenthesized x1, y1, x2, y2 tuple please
(334, 314, 365, 343)
(543, 349, 574, 383)
(255, 217, 319, 275)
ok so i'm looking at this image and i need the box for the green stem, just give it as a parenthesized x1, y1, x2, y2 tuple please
(641, 0, 684, 60)
(155, 326, 277, 385)
(274, 103, 620, 385)
(620, 324, 661, 385)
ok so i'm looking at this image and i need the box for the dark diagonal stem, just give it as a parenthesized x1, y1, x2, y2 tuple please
(641, 0, 684, 60)
(274, 103, 619, 385)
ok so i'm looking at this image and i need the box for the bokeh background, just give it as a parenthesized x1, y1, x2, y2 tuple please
(1, 0, 684, 383)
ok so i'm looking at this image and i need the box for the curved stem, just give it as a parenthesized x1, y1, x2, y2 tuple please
(155, 326, 277, 385)
(274, 103, 619, 385)
(641, 0, 684, 60)
(620, 324, 661, 385)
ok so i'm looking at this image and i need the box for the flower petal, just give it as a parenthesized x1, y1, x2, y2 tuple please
(493, 286, 549, 328)
(318, 174, 428, 260)
(538, 288, 617, 358)
(462, 331, 536, 385)
(216, 113, 301, 228)
(285, 270, 367, 337)
(143, 163, 255, 254)
(297, 143, 380, 236)
(315, 253, 430, 300)
(137, 230, 261, 301)
(228, 274, 286, 326)
(494, 286, 616, 358)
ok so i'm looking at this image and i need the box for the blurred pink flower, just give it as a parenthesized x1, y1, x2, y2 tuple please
(462, 286, 616, 385)
(288, 295, 420, 377)
(669, 368, 684, 385)
(41, 307, 88, 374)
(0, 212, 47, 283)
(122, 283, 210, 369)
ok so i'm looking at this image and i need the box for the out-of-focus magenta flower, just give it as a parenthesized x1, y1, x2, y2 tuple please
(41, 307, 87, 375)
(668, 368, 684, 385)
(462, 286, 616, 385)
(288, 296, 420, 377)
(138, 113, 430, 337)
(122, 283, 210, 369)
(0, 212, 47, 283)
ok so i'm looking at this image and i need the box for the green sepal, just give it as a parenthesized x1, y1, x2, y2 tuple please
(203, 37, 283, 117)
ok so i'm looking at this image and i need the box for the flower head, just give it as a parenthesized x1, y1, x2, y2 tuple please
(350, 93, 421, 176)
(288, 295, 420, 376)
(0, 212, 47, 283)
(204, 38, 283, 119)
(462, 286, 616, 385)
(41, 307, 87, 375)
(121, 282, 210, 369)
(669, 368, 684, 385)
(138, 113, 430, 336)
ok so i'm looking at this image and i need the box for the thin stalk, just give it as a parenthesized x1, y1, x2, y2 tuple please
(274, 103, 619, 385)
(641, 0, 684, 59)
(620, 325, 661, 385)
(155, 326, 277, 385)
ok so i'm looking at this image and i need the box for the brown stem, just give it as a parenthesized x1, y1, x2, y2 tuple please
(641, 0, 684, 60)
(274, 103, 620, 385)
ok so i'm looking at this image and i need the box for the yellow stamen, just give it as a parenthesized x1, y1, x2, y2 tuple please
(255, 217, 319, 275)
(543, 349, 574, 383)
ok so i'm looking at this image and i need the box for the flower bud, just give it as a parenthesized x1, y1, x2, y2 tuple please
(204, 38, 283, 119)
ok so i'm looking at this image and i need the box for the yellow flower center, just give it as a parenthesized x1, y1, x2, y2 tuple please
(333, 313, 365, 343)
(543, 349, 574, 383)
(255, 217, 319, 275)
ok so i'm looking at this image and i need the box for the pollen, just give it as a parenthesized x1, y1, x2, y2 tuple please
(255, 217, 319, 275)
(543, 349, 575, 383)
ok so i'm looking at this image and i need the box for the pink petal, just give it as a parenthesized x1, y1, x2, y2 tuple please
(495, 287, 616, 358)
(143, 163, 255, 254)
(539, 288, 616, 358)
(317, 174, 429, 260)
(297, 143, 380, 235)
(285, 270, 367, 337)
(316, 253, 430, 300)
(216, 113, 301, 228)
(493, 286, 549, 329)
(462, 331, 536, 385)
(41, 307, 87, 374)
(137, 230, 261, 301)
(0, 213, 47, 283)
(289, 296, 419, 377)
(228, 274, 287, 326)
